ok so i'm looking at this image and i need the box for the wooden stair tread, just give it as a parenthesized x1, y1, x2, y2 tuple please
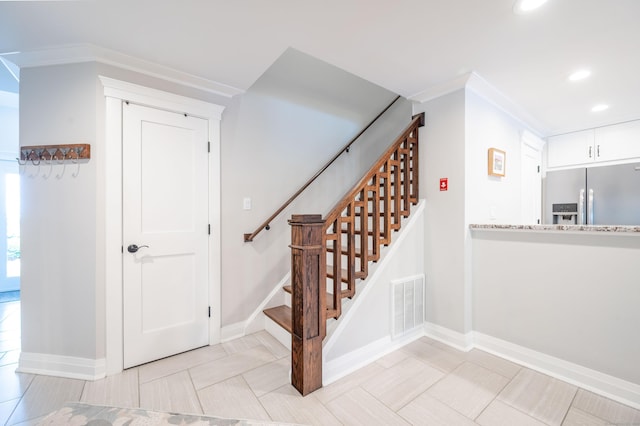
(284, 285, 346, 308)
(263, 305, 292, 333)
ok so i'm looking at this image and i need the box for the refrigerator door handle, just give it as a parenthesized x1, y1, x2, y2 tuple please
(579, 189, 585, 224)
(588, 189, 594, 224)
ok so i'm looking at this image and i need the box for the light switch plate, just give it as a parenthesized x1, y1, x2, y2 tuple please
(243, 197, 252, 210)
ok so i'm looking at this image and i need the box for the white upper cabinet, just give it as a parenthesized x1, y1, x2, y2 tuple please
(594, 120, 640, 162)
(547, 129, 595, 168)
(547, 120, 640, 168)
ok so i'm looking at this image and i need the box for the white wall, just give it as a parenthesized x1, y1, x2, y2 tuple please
(220, 49, 411, 325)
(20, 63, 99, 359)
(465, 89, 529, 225)
(414, 90, 467, 333)
(415, 87, 544, 336)
(472, 229, 640, 389)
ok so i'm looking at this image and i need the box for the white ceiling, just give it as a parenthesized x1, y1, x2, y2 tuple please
(1, 0, 639, 137)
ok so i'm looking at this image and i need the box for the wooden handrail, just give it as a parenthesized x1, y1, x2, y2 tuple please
(243, 95, 401, 242)
(323, 112, 424, 226)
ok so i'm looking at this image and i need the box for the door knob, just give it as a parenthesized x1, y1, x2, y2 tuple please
(127, 244, 149, 253)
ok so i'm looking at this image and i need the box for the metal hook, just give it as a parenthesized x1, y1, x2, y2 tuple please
(56, 148, 68, 179)
(42, 148, 56, 179)
(70, 146, 81, 178)
(27, 153, 40, 178)
(30, 149, 41, 166)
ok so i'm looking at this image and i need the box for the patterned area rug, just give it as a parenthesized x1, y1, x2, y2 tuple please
(38, 402, 303, 425)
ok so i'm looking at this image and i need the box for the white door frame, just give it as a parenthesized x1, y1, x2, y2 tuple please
(520, 130, 545, 224)
(101, 76, 224, 375)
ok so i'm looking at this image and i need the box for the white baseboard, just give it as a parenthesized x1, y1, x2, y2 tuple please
(323, 328, 424, 386)
(424, 322, 474, 352)
(18, 352, 106, 381)
(422, 324, 640, 409)
(473, 332, 640, 410)
(220, 321, 246, 343)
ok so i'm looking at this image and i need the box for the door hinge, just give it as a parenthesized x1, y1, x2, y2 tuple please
(208, 224, 211, 235)
(208, 141, 210, 153)
(208, 306, 211, 318)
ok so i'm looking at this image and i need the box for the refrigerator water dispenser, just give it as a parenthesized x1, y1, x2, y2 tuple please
(552, 203, 578, 224)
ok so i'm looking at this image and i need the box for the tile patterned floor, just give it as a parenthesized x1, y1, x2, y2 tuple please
(1, 299, 640, 425)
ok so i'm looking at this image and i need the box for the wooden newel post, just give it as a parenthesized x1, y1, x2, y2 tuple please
(289, 214, 325, 396)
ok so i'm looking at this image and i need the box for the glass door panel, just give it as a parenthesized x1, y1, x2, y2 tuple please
(0, 160, 20, 292)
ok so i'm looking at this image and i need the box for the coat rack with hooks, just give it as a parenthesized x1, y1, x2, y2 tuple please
(17, 143, 91, 179)
(18, 143, 91, 163)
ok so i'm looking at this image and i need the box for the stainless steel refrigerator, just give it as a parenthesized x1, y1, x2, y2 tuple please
(544, 162, 640, 225)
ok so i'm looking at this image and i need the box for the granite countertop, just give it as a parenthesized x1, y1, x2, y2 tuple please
(469, 224, 640, 233)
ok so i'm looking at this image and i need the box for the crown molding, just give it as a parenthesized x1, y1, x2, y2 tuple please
(407, 74, 470, 104)
(409, 71, 549, 136)
(4, 44, 244, 98)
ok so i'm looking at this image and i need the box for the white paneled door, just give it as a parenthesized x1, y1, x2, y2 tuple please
(521, 138, 543, 225)
(123, 103, 209, 369)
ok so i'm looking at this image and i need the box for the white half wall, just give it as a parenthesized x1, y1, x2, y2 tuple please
(323, 201, 425, 383)
(471, 228, 640, 407)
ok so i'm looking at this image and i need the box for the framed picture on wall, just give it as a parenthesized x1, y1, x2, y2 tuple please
(488, 148, 506, 177)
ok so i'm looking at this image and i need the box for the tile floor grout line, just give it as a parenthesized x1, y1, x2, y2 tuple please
(4, 393, 21, 426)
(483, 362, 517, 413)
(136, 367, 141, 409)
(559, 387, 580, 426)
(488, 370, 567, 426)
(356, 382, 401, 417)
(6, 362, 32, 426)
(387, 358, 451, 415)
(79, 377, 87, 404)
(239, 373, 275, 422)
(188, 366, 206, 416)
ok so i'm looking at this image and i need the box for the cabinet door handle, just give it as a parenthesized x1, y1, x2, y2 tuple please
(597, 145, 600, 157)
(589, 146, 592, 158)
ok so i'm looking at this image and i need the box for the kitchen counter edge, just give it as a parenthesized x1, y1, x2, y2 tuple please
(469, 224, 640, 234)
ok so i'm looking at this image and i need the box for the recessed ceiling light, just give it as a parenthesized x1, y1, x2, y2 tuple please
(591, 104, 609, 112)
(513, 0, 549, 14)
(568, 69, 591, 81)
